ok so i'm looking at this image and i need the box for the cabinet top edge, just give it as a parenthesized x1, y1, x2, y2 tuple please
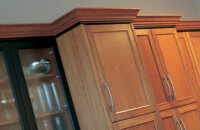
(0, 8, 140, 39)
(133, 15, 182, 27)
(176, 20, 200, 31)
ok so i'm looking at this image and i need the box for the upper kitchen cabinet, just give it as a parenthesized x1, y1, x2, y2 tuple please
(85, 24, 156, 121)
(150, 28, 196, 107)
(0, 38, 78, 130)
(134, 28, 171, 111)
(134, 15, 197, 110)
(134, 16, 200, 129)
(55, 8, 162, 130)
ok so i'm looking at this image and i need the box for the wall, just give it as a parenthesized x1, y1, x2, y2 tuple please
(194, 0, 200, 14)
(0, 0, 199, 24)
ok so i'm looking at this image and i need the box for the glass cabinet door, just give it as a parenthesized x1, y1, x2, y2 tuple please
(0, 52, 22, 130)
(18, 48, 74, 130)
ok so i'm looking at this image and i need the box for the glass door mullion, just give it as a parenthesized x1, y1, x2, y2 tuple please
(3, 47, 31, 130)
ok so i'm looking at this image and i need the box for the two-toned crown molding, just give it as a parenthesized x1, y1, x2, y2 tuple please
(176, 20, 200, 31)
(133, 15, 182, 28)
(0, 8, 140, 38)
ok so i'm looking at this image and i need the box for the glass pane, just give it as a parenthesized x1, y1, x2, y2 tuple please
(0, 52, 21, 130)
(18, 48, 74, 130)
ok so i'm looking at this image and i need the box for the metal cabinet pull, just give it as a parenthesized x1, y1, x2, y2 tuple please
(180, 119, 186, 130)
(167, 75, 176, 99)
(177, 120, 183, 130)
(104, 82, 115, 112)
(163, 75, 172, 100)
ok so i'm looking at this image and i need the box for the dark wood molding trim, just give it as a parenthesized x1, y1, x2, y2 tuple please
(176, 20, 200, 31)
(133, 15, 182, 27)
(0, 8, 140, 38)
(0, 24, 53, 39)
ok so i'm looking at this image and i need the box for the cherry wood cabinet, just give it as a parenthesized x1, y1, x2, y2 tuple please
(134, 17, 200, 129)
(135, 28, 197, 111)
(150, 28, 196, 107)
(135, 29, 172, 111)
(1, 8, 200, 130)
(85, 24, 156, 122)
(56, 23, 162, 129)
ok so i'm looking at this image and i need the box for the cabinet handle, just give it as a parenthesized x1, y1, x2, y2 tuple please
(167, 75, 176, 99)
(180, 119, 186, 130)
(177, 120, 183, 130)
(104, 82, 115, 112)
(163, 75, 172, 100)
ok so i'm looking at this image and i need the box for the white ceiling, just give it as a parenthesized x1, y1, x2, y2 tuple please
(0, 0, 200, 24)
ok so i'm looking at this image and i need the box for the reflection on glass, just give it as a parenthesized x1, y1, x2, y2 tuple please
(0, 52, 21, 130)
(19, 48, 73, 130)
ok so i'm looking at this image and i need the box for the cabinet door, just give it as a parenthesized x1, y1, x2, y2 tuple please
(160, 109, 178, 130)
(135, 29, 172, 111)
(189, 31, 200, 79)
(113, 113, 162, 130)
(177, 32, 200, 109)
(177, 103, 200, 130)
(151, 28, 196, 107)
(86, 24, 156, 122)
(0, 52, 22, 130)
(18, 48, 74, 130)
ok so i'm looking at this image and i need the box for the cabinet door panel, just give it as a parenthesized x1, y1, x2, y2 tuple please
(177, 103, 200, 130)
(189, 31, 200, 76)
(151, 28, 195, 107)
(178, 32, 199, 91)
(162, 118, 176, 130)
(113, 113, 162, 130)
(177, 32, 200, 109)
(160, 109, 177, 130)
(135, 29, 171, 111)
(86, 24, 156, 121)
(124, 122, 155, 130)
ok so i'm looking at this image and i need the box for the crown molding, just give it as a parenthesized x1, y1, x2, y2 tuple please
(0, 8, 140, 38)
(176, 20, 200, 31)
(0, 23, 53, 39)
(133, 15, 182, 28)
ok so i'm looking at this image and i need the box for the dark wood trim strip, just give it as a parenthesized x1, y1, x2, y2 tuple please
(0, 8, 140, 38)
(176, 20, 200, 31)
(0, 23, 53, 38)
(133, 15, 182, 27)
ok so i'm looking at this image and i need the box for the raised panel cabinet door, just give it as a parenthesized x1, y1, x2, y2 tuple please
(113, 113, 162, 130)
(177, 103, 200, 130)
(177, 32, 200, 110)
(189, 31, 200, 80)
(135, 29, 172, 111)
(86, 24, 156, 122)
(160, 109, 178, 130)
(151, 28, 196, 107)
